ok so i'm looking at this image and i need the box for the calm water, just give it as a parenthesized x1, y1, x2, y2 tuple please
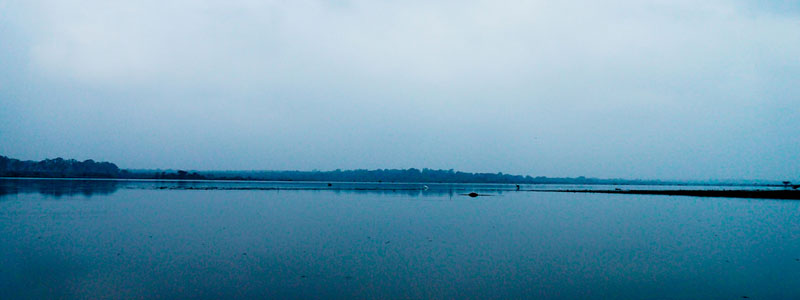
(1, 179, 799, 299)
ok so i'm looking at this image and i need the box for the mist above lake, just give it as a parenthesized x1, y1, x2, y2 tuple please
(1, 0, 798, 180)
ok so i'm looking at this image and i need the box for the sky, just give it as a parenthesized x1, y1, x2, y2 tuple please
(0, 0, 798, 180)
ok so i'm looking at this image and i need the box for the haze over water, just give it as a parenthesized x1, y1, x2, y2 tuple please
(2, 179, 799, 299)
(1, 1, 799, 180)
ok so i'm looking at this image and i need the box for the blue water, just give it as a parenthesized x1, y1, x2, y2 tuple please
(1, 179, 799, 299)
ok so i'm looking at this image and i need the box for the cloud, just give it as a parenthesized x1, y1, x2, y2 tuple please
(1, 0, 798, 179)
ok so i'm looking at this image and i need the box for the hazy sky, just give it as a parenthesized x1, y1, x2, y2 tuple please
(1, 0, 798, 180)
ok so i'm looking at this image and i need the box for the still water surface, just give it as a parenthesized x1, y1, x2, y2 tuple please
(1, 179, 799, 299)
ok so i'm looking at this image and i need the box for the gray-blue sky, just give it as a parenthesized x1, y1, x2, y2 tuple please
(1, 0, 798, 180)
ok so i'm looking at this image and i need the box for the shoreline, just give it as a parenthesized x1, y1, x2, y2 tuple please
(530, 189, 800, 200)
(0, 176, 787, 188)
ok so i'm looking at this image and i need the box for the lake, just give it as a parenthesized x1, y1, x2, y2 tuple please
(1, 179, 799, 299)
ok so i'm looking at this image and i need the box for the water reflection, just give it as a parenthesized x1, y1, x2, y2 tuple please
(1, 178, 774, 200)
(0, 179, 515, 199)
(2, 179, 799, 299)
(0, 179, 120, 198)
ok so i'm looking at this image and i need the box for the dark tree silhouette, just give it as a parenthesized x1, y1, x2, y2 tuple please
(2, 155, 672, 185)
(0, 155, 120, 178)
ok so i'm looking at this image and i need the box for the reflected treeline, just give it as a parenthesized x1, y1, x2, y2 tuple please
(138, 185, 510, 198)
(0, 179, 514, 199)
(332, 188, 453, 197)
(136, 181, 515, 197)
(0, 179, 121, 198)
(329, 188, 507, 198)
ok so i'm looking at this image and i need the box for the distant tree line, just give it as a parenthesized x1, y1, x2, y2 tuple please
(0, 156, 203, 180)
(196, 168, 660, 185)
(0, 155, 121, 178)
(2, 155, 673, 185)
(150, 170, 205, 180)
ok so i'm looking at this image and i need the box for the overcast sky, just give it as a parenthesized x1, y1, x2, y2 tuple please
(0, 0, 798, 180)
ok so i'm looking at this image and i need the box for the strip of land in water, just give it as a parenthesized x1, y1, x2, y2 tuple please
(530, 189, 800, 200)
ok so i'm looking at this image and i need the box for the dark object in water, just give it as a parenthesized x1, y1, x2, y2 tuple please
(516, 185, 520, 190)
(468, 192, 479, 197)
(327, 183, 332, 187)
